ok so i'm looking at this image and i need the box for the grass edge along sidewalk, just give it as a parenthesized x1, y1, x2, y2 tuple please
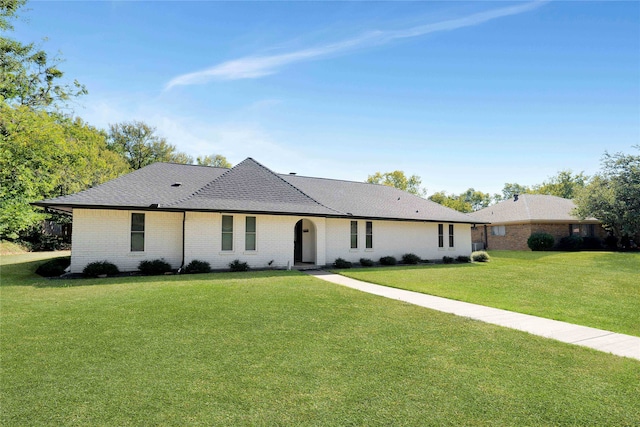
(335, 251, 640, 337)
(307, 270, 640, 360)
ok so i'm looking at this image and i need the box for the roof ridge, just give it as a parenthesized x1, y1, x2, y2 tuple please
(245, 158, 344, 215)
(164, 158, 344, 214)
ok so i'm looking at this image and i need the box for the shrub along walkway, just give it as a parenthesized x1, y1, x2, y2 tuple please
(307, 270, 640, 361)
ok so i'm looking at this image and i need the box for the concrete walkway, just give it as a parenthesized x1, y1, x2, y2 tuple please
(306, 270, 640, 361)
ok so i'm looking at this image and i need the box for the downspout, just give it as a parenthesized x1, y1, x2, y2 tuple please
(178, 211, 186, 273)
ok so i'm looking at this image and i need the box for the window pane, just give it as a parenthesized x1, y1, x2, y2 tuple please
(449, 224, 454, 247)
(246, 216, 256, 233)
(245, 233, 256, 251)
(222, 215, 233, 232)
(366, 235, 373, 249)
(438, 236, 444, 248)
(366, 221, 372, 235)
(131, 213, 145, 232)
(366, 221, 372, 249)
(350, 221, 357, 234)
(131, 232, 144, 252)
(351, 234, 358, 249)
(222, 233, 233, 251)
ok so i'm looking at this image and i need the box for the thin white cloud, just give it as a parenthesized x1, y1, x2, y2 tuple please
(165, 0, 547, 90)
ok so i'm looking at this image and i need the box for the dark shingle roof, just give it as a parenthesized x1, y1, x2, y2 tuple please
(467, 194, 600, 224)
(36, 158, 476, 223)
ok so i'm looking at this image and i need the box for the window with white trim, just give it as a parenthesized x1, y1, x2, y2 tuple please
(438, 224, 444, 248)
(221, 215, 233, 251)
(366, 221, 373, 249)
(245, 216, 256, 251)
(448, 224, 455, 248)
(131, 213, 145, 252)
(350, 221, 358, 249)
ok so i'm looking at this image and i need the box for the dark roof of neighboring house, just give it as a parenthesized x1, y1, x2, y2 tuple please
(467, 194, 600, 224)
(35, 158, 476, 223)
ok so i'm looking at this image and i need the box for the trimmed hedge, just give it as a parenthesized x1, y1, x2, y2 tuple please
(379, 256, 397, 266)
(471, 251, 491, 262)
(527, 233, 555, 251)
(138, 259, 172, 275)
(359, 258, 374, 267)
(229, 259, 249, 272)
(83, 261, 119, 278)
(36, 257, 71, 277)
(334, 258, 353, 269)
(442, 256, 454, 264)
(401, 253, 421, 265)
(184, 260, 211, 274)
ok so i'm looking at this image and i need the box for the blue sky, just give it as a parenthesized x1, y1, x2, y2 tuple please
(12, 1, 639, 196)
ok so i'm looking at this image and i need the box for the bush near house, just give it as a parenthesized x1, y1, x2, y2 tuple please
(527, 232, 555, 251)
(442, 256, 454, 264)
(379, 256, 397, 266)
(359, 258, 374, 267)
(557, 235, 584, 251)
(183, 260, 211, 274)
(35, 256, 71, 277)
(138, 259, 172, 275)
(229, 259, 249, 272)
(471, 251, 491, 262)
(83, 261, 119, 278)
(333, 258, 353, 269)
(456, 256, 471, 263)
(401, 253, 421, 265)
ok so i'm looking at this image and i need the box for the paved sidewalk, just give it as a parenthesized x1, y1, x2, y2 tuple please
(306, 270, 640, 361)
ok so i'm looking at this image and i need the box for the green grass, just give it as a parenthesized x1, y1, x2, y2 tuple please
(338, 251, 640, 337)
(1, 253, 639, 426)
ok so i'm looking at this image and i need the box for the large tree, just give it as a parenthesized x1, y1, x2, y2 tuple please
(428, 188, 493, 213)
(367, 171, 426, 197)
(532, 170, 589, 199)
(0, 103, 129, 238)
(0, 0, 87, 110)
(573, 147, 640, 243)
(196, 154, 232, 168)
(107, 121, 193, 170)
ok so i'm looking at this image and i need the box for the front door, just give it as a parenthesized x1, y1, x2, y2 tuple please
(294, 220, 303, 262)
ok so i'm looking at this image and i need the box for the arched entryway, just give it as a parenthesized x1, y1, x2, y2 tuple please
(294, 219, 317, 265)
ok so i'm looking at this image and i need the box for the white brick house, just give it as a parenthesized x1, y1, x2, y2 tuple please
(35, 158, 476, 273)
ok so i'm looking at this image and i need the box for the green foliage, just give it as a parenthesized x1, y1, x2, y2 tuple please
(183, 260, 211, 274)
(0, 103, 130, 238)
(333, 257, 352, 269)
(557, 235, 584, 251)
(471, 251, 491, 262)
(429, 188, 493, 213)
(367, 171, 426, 197)
(229, 259, 249, 272)
(138, 259, 172, 275)
(527, 233, 555, 251)
(379, 256, 397, 266)
(359, 258, 374, 267)
(500, 183, 531, 201)
(35, 256, 70, 277)
(401, 253, 420, 264)
(442, 256, 454, 264)
(0, 0, 87, 109)
(532, 170, 589, 199)
(456, 256, 471, 263)
(83, 261, 119, 278)
(573, 147, 640, 242)
(107, 120, 193, 170)
(196, 154, 232, 168)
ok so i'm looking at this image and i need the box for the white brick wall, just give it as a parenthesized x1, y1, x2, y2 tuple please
(325, 219, 472, 265)
(70, 209, 183, 273)
(70, 209, 471, 273)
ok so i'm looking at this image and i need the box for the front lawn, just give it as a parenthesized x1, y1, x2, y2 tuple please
(338, 251, 640, 336)
(1, 253, 639, 425)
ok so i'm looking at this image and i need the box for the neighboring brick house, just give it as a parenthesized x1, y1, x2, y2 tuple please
(34, 158, 477, 273)
(467, 194, 607, 251)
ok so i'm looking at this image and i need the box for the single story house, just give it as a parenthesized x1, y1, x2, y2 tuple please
(35, 158, 478, 273)
(467, 194, 607, 251)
